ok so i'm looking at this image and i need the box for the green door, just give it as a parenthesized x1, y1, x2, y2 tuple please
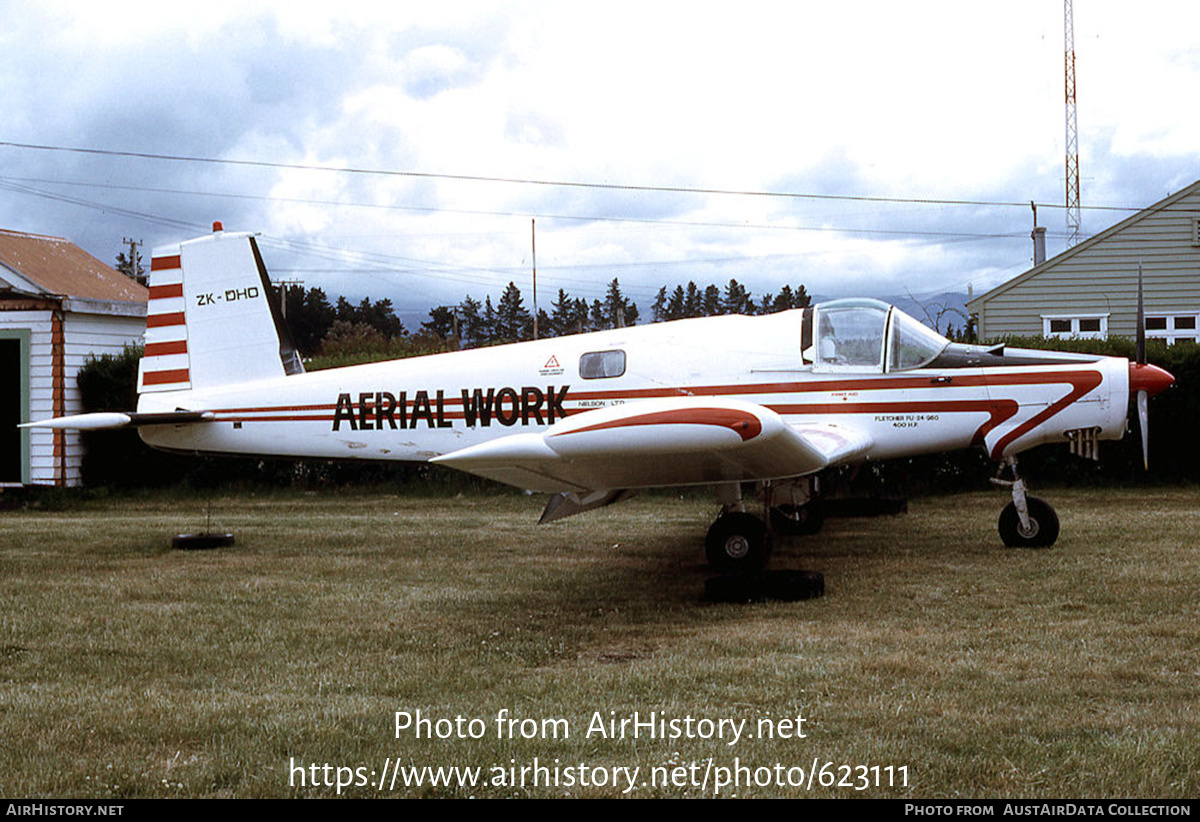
(0, 330, 30, 484)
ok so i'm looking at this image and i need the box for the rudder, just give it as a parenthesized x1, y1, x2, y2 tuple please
(139, 225, 303, 394)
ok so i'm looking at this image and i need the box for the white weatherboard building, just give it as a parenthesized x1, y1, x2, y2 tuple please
(969, 180, 1200, 344)
(0, 229, 147, 487)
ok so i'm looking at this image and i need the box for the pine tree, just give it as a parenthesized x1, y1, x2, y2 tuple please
(495, 282, 531, 343)
(651, 286, 668, 323)
(458, 296, 486, 347)
(722, 279, 751, 315)
(683, 282, 701, 318)
(421, 306, 457, 341)
(482, 296, 498, 344)
(548, 289, 574, 337)
(666, 285, 686, 321)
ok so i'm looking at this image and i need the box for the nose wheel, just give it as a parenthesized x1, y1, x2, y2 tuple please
(998, 496, 1059, 548)
(992, 458, 1059, 548)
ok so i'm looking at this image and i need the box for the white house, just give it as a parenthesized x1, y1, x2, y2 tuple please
(0, 229, 147, 486)
(968, 180, 1200, 344)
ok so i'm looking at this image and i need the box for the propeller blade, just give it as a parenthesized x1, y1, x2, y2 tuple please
(1136, 262, 1146, 366)
(1137, 388, 1150, 470)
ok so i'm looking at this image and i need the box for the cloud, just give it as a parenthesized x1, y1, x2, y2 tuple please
(1, 1, 1198, 317)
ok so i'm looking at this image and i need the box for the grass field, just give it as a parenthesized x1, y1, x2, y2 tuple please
(1, 486, 1197, 798)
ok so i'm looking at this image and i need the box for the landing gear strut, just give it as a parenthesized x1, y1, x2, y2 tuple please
(705, 478, 823, 572)
(703, 481, 826, 602)
(991, 458, 1059, 548)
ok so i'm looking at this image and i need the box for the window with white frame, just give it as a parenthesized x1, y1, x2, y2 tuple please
(1042, 314, 1108, 340)
(1145, 313, 1200, 345)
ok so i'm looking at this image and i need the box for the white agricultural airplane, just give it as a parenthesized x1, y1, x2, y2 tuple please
(29, 225, 1175, 571)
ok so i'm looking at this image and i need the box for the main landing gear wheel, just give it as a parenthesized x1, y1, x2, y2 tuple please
(769, 500, 825, 536)
(998, 496, 1059, 548)
(705, 512, 770, 573)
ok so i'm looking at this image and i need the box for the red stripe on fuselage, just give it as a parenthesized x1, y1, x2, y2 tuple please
(550, 407, 763, 442)
(772, 400, 1019, 447)
(988, 369, 1103, 458)
(198, 369, 1105, 458)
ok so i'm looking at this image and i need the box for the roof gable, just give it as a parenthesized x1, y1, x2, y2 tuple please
(0, 229, 147, 304)
(968, 179, 1200, 309)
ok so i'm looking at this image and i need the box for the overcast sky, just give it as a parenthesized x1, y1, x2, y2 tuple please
(2, 1, 1198, 326)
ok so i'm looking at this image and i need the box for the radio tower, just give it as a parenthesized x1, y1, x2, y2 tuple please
(1064, 0, 1081, 246)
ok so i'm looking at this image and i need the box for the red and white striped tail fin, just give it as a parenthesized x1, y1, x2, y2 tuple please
(140, 250, 191, 392)
(138, 224, 303, 395)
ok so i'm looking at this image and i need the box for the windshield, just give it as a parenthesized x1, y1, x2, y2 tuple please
(887, 309, 949, 371)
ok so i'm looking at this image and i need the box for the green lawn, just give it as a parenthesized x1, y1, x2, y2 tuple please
(1, 487, 1196, 798)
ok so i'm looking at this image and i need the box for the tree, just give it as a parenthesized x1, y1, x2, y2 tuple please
(722, 279, 752, 315)
(284, 286, 336, 355)
(114, 247, 146, 286)
(458, 296, 487, 347)
(651, 286, 669, 323)
(483, 296, 498, 344)
(665, 285, 687, 321)
(683, 281, 701, 318)
(494, 283, 530, 343)
(548, 289, 576, 337)
(599, 278, 639, 329)
(421, 306, 458, 342)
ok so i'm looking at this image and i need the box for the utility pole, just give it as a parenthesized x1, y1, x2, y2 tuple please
(273, 279, 305, 319)
(121, 237, 145, 285)
(531, 219, 538, 340)
(1064, 0, 1082, 246)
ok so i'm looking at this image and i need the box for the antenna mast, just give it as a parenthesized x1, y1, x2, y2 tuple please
(1064, 0, 1081, 246)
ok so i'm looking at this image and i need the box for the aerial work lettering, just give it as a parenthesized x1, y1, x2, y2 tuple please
(332, 386, 570, 431)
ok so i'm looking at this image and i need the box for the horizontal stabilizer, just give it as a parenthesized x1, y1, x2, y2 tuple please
(21, 411, 214, 430)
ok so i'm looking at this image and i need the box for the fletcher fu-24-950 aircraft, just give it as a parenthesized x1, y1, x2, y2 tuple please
(29, 225, 1175, 571)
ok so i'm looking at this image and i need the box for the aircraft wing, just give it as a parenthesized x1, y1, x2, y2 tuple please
(432, 397, 872, 493)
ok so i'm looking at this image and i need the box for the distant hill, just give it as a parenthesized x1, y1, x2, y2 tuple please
(883, 291, 970, 335)
(809, 291, 970, 336)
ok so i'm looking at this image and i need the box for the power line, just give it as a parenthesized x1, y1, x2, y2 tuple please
(0, 139, 1141, 213)
(0, 173, 1051, 243)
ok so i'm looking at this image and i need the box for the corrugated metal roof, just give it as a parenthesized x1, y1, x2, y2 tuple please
(0, 228, 147, 303)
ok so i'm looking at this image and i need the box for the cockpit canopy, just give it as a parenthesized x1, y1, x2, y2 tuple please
(811, 298, 949, 373)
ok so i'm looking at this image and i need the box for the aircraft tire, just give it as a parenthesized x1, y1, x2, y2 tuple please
(705, 512, 770, 572)
(769, 500, 825, 536)
(704, 570, 825, 603)
(172, 532, 236, 551)
(998, 497, 1059, 548)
